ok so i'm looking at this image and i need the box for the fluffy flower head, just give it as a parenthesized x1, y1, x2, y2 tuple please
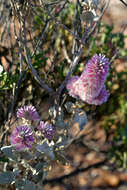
(38, 121, 54, 140)
(80, 54, 110, 97)
(10, 126, 34, 150)
(17, 105, 40, 121)
(66, 54, 110, 105)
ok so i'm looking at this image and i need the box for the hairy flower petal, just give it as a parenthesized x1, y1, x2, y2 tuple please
(85, 85, 110, 105)
(17, 105, 40, 121)
(66, 76, 79, 98)
(80, 54, 110, 97)
(66, 54, 110, 105)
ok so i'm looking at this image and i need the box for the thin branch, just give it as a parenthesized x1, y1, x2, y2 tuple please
(61, 39, 72, 64)
(22, 17, 55, 95)
(45, 0, 65, 6)
(0, 131, 7, 148)
(31, 19, 50, 58)
(119, 0, 127, 7)
(72, 0, 81, 59)
(39, 0, 85, 45)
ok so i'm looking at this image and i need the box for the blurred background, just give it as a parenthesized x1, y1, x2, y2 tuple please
(1, 0, 127, 189)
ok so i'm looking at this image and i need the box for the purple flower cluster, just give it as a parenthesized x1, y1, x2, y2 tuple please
(11, 105, 55, 150)
(38, 121, 54, 140)
(10, 126, 34, 150)
(17, 105, 40, 121)
(66, 54, 110, 105)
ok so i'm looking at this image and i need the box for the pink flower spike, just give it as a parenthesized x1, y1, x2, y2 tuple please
(80, 54, 110, 97)
(10, 126, 34, 150)
(17, 105, 40, 121)
(66, 54, 110, 105)
(85, 85, 110, 105)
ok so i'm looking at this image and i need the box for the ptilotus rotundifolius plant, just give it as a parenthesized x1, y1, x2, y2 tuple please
(10, 125, 34, 150)
(66, 54, 110, 105)
(11, 106, 55, 150)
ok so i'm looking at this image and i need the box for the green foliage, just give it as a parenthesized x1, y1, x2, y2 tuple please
(33, 52, 48, 69)
(109, 124, 127, 168)
(0, 71, 19, 90)
(88, 23, 127, 58)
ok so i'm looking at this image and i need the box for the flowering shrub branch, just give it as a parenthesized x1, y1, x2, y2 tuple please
(66, 54, 110, 105)
(0, 0, 115, 189)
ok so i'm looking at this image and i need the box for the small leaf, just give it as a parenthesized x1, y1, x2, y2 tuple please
(55, 152, 68, 165)
(73, 109, 88, 130)
(37, 186, 44, 190)
(15, 180, 24, 190)
(24, 180, 36, 190)
(0, 172, 14, 185)
(20, 151, 33, 160)
(0, 156, 9, 162)
(15, 180, 36, 190)
(56, 107, 67, 129)
(68, 109, 88, 139)
(49, 106, 57, 119)
(33, 162, 50, 183)
(13, 169, 20, 177)
(36, 140, 54, 160)
(55, 135, 69, 148)
(1, 145, 18, 161)
(35, 162, 44, 173)
(64, 101, 75, 113)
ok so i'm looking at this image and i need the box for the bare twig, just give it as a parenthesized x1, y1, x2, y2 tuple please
(61, 39, 72, 64)
(39, 0, 85, 45)
(10, 0, 55, 96)
(21, 16, 55, 95)
(119, 0, 127, 7)
(0, 131, 7, 148)
(31, 19, 50, 57)
(72, 0, 81, 59)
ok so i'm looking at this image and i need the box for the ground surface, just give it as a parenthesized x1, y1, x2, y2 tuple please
(43, 122, 127, 190)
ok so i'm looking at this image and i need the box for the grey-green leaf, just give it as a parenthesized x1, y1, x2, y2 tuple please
(15, 180, 36, 190)
(0, 172, 14, 185)
(1, 145, 18, 161)
(36, 140, 54, 160)
(24, 180, 36, 190)
(73, 109, 88, 130)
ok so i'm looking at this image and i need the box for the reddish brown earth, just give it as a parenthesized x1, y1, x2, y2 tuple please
(43, 122, 127, 190)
